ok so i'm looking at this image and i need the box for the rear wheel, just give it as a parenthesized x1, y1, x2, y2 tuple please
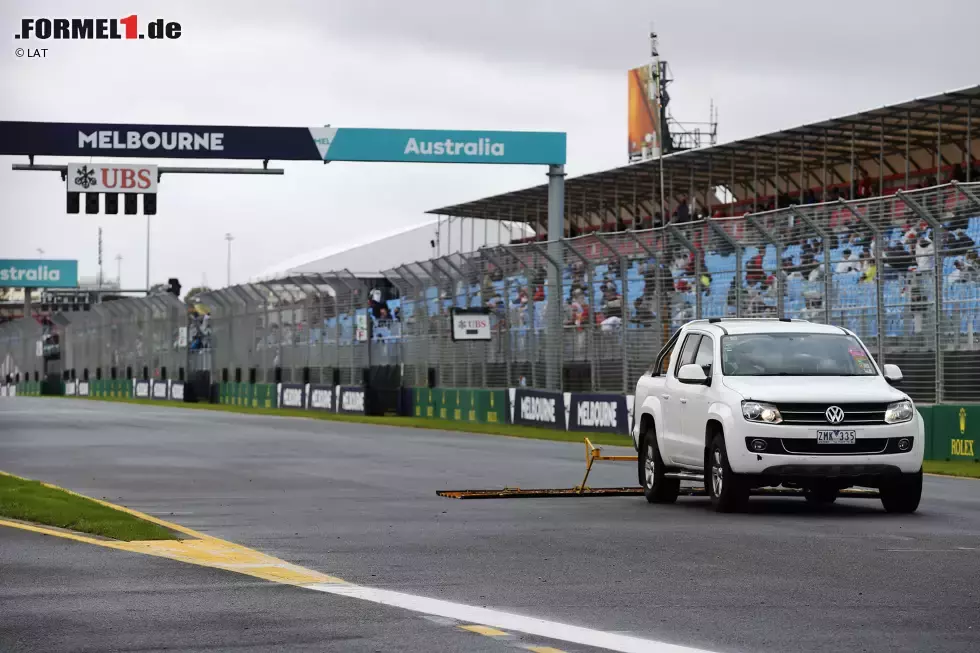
(638, 430, 679, 504)
(708, 434, 749, 513)
(880, 470, 922, 514)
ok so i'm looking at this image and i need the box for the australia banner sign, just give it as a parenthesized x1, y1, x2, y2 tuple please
(0, 122, 566, 165)
(0, 259, 78, 288)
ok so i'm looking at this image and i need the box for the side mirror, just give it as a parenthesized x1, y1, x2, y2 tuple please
(677, 363, 708, 385)
(883, 363, 903, 384)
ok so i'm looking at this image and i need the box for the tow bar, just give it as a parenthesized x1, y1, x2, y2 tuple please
(436, 438, 882, 500)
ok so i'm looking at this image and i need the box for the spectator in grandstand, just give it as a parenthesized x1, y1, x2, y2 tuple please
(836, 249, 861, 275)
(746, 253, 765, 287)
(369, 287, 389, 319)
(915, 236, 935, 272)
(601, 284, 622, 319)
(860, 252, 877, 283)
(884, 238, 914, 273)
(947, 227, 976, 254)
(948, 259, 970, 284)
(674, 195, 691, 224)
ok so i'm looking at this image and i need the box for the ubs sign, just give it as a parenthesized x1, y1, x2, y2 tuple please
(67, 162, 158, 193)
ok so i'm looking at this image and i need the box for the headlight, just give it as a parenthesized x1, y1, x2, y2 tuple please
(885, 400, 914, 424)
(742, 401, 782, 424)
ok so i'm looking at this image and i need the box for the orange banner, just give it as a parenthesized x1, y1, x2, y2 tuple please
(627, 64, 659, 158)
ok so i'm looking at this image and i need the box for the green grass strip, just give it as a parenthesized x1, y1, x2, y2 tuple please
(61, 395, 635, 448)
(0, 473, 178, 541)
(923, 460, 980, 479)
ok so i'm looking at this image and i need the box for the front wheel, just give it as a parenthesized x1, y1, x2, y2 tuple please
(638, 431, 679, 504)
(880, 470, 922, 514)
(708, 434, 749, 513)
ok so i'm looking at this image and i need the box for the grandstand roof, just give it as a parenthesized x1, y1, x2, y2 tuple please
(428, 85, 980, 227)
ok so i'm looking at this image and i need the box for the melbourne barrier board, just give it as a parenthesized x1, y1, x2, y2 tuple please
(169, 381, 184, 402)
(338, 386, 366, 414)
(279, 383, 306, 409)
(308, 384, 335, 411)
(567, 392, 629, 435)
(134, 380, 150, 398)
(151, 380, 168, 399)
(0, 122, 566, 165)
(513, 388, 566, 430)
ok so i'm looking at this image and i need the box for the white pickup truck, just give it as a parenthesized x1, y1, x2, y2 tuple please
(633, 318, 924, 513)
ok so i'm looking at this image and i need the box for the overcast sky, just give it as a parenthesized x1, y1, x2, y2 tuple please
(2, 0, 978, 290)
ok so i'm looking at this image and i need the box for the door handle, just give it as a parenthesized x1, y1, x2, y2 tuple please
(661, 394, 670, 400)
(679, 398, 688, 404)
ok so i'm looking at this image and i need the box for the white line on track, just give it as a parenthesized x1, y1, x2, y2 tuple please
(305, 582, 720, 653)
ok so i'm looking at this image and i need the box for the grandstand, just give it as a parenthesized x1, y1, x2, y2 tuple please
(2, 86, 978, 404)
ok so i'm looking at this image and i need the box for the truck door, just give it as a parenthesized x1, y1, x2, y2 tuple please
(675, 334, 715, 466)
(663, 332, 702, 464)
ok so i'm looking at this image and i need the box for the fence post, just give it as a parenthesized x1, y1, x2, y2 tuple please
(667, 224, 702, 318)
(746, 216, 783, 318)
(896, 189, 943, 403)
(529, 242, 563, 392)
(592, 231, 629, 395)
(834, 199, 884, 360)
(706, 220, 741, 317)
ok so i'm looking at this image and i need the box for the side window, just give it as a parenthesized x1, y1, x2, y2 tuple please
(694, 335, 714, 377)
(673, 334, 702, 376)
(651, 329, 681, 376)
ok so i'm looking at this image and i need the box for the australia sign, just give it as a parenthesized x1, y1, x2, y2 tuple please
(0, 259, 78, 288)
(0, 121, 566, 165)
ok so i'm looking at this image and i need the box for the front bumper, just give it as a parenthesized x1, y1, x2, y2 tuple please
(727, 417, 924, 476)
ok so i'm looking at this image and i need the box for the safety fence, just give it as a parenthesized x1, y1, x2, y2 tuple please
(1, 182, 979, 404)
(5, 377, 975, 463)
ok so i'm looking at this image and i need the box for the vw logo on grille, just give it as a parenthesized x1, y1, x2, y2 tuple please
(826, 405, 845, 424)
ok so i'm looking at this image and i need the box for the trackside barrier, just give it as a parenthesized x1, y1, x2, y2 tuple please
(278, 382, 306, 409)
(512, 387, 566, 430)
(134, 380, 150, 399)
(411, 387, 508, 424)
(930, 404, 980, 461)
(151, 380, 169, 400)
(567, 392, 630, 435)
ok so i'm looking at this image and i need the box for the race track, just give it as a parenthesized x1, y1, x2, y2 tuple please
(1, 398, 979, 653)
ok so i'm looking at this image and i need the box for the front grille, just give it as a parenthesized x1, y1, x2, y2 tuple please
(745, 437, 912, 456)
(774, 402, 891, 426)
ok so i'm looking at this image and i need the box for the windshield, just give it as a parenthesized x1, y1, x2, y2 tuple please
(721, 333, 878, 376)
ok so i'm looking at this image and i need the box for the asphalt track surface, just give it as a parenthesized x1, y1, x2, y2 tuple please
(1, 398, 979, 653)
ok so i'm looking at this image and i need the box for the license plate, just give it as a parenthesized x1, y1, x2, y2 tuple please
(816, 430, 856, 444)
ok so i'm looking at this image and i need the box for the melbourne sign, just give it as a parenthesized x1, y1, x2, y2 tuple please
(567, 392, 629, 435)
(0, 259, 78, 288)
(0, 122, 567, 165)
(338, 386, 366, 414)
(308, 385, 335, 411)
(279, 383, 306, 409)
(513, 388, 566, 430)
(67, 162, 158, 193)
